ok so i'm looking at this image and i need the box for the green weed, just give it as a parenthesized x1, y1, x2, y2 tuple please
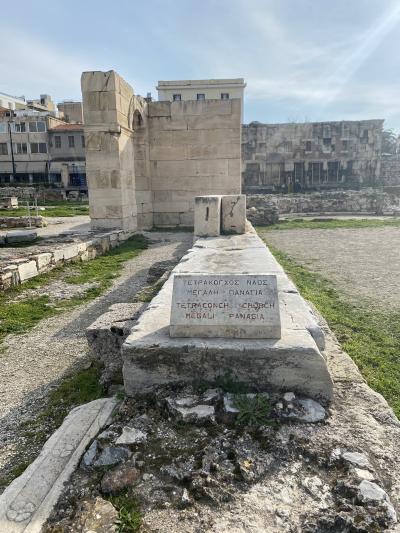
(109, 492, 142, 533)
(234, 394, 273, 427)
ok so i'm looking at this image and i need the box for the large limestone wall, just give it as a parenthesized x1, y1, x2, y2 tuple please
(81, 71, 242, 230)
(81, 71, 140, 231)
(148, 99, 241, 227)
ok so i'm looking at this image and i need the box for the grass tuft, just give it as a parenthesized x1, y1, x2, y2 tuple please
(234, 394, 273, 427)
(109, 492, 142, 533)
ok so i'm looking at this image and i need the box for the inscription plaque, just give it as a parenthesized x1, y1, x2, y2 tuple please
(170, 273, 281, 339)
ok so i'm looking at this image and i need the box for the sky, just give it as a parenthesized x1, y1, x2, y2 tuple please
(1, 0, 400, 131)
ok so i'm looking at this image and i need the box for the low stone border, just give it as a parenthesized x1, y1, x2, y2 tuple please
(0, 229, 135, 291)
(0, 397, 118, 533)
(0, 216, 45, 229)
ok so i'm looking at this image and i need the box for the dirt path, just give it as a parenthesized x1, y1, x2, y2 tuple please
(261, 226, 400, 309)
(0, 231, 192, 472)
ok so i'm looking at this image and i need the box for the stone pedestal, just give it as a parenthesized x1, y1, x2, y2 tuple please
(122, 228, 333, 402)
(194, 195, 221, 237)
(221, 194, 246, 234)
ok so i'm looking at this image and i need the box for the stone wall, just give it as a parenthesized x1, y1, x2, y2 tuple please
(0, 228, 134, 291)
(0, 187, 36, 199)
(0, 216, 44, 228)
(148, 99, 241, 227)
(380, 155, 400, 186)
(81, 70, 242, 231)
(246, 189, 400, 224)
(242, 120, 383, 192)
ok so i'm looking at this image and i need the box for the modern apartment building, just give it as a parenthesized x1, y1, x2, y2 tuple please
(0, 104, 86, 188)
(157, 79, 246, 102)
(48, 123, 86, 188)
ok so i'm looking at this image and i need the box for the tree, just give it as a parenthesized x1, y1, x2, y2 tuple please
(382, 129, 398, 155)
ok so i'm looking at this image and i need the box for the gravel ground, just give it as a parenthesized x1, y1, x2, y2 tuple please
(0, 230, 192, 474)
(261, 226, 400, 309)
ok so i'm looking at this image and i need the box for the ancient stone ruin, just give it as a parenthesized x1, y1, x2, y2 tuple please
(81, 70, 241, 231)
(0, 70, 398, 533)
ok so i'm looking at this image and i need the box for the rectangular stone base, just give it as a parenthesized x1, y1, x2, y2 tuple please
(122, 228, 333, 402)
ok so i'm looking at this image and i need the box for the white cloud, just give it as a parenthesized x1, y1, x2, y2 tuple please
(0, 29, 88, 101)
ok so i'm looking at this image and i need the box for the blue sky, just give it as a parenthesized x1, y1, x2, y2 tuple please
(1, 0, 400, 130)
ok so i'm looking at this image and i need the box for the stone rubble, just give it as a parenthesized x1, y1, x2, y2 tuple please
(93, 446, 131, 467)
(115, 426, 147, 445)
(43, 381, 399, 533)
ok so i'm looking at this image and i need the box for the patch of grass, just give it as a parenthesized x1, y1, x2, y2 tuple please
(20, 363, 104, 431)
(258, 217, 400, 231)
(0, 295, 57, 342)
(109, 492, 142, 533)
(65, 235, 148, 290)
(135, 277, 165, 302)
(0, 205, 89, 218)
(39, 363, 104, 427)
(0, 235, 148, 347)
(261, 239, 400, 417)
(234, 394, 273, 427)
(0, 363, 104, 489)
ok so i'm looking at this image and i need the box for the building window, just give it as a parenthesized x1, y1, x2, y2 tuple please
(29, 121, 46, 132)
(30, 142, 47, 154)
(0, 123, 6, 133)
(81, 135, 85, 148)
(0, 143, 8, 155)
(328, 161, 340, 180)
(68, 136, 75, 148)
(305, 140, 312, 152)
(15, 143, 27, 154)
(323, 137, 332, 146)
(283, 141, 292, 152)
(55, 136, 61, 148)
(14, 122, 26, 133)
(221, 93, 229, 100)
(341, 139, 349, 151)
(361, 129, 369, 143)
(197, 93, 205, 100)
(172, 94, 181, 101)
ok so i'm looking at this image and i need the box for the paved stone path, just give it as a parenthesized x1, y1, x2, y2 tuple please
(0, 231, 192, 476)
(261, 226, 400, 309)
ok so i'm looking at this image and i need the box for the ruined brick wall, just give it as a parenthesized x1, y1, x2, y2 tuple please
(147, 99, 241, 227)
(242, 120, 383, 192)
(246, 189, 400, 224)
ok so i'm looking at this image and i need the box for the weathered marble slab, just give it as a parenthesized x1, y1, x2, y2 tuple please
(170, 273, 281, 338)
(0, 397, 118, 533)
